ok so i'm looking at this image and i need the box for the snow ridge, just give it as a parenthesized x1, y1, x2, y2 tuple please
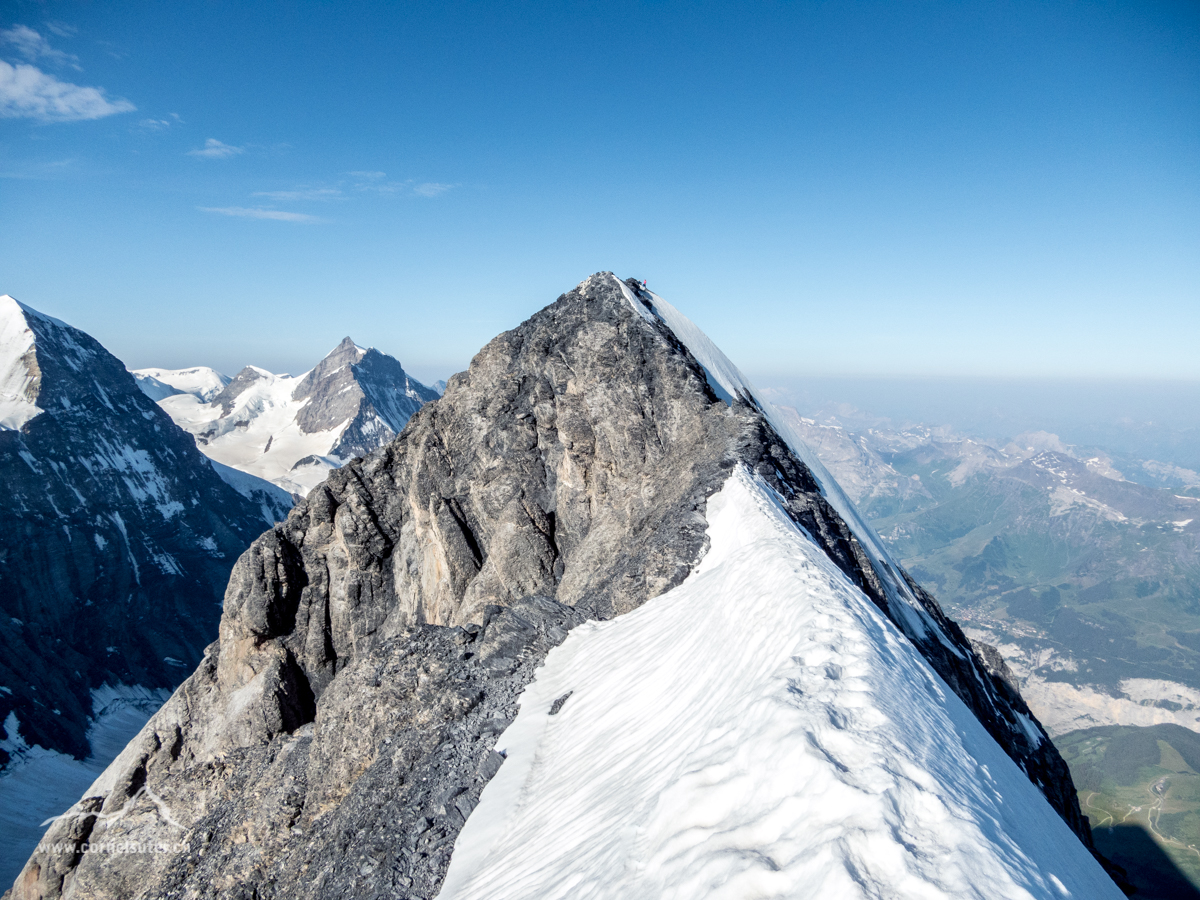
(437, 467, 1120, 900)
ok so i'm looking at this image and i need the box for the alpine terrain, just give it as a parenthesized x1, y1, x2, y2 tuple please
(0, 295, 280, 880)
(777, 405, 1200, 893)
(779, 411, 1200, 736)
(136, 337, 440, 498)
(9, 275, 1124, 899)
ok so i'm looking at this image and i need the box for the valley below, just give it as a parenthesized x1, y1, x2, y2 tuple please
(776, 402, 1200, 896)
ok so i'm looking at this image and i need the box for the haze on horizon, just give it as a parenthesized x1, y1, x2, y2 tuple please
(1, 1, 1196, 389)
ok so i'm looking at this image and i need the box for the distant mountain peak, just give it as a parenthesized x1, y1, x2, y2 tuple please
(139, 339, 439, 497)
(292, 336, 367, 401)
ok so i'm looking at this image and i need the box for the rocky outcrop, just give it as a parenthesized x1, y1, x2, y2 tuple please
(0, 297, 271, 767)
(9, 275, 1105, 899)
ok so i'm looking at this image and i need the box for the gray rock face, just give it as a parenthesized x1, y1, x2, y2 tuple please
(291, 336, 441, 461)
(9, 274, 1105, 899)
(0, 301, 271, 768)
(211, 366, 267, 416)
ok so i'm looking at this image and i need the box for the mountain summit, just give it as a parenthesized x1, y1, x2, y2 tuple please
(136, 338, 439, 497)
(12, 275, 1122, 899)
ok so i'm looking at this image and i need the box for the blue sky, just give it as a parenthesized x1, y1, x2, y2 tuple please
(1, 1, 1197, 386)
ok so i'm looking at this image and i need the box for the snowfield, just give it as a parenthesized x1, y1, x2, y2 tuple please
(437, 467, 1121, 900)
(132, 366, 230, 403)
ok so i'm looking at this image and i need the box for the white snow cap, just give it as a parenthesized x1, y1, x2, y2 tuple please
(0, 295, 43, 431)
(132, 366, 231, 403)
(437, 467, 1121, 900)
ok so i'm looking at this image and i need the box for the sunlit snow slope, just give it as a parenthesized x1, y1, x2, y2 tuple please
(132, 366, 230, 403)
(0, 296, 43, 430)
(438, 467, 1121, 900)
(146, 364, 341, 496)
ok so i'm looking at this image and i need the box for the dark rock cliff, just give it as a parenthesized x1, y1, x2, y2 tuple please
(8, 274, 1106, 899)
(0, 301, 270, 766)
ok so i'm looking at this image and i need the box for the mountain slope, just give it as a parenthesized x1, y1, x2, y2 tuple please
(9, 275, 1118, 900)
(0, 295, 274, 806)
(138, 338, 439, 496)
(440, 468, 1117, 899)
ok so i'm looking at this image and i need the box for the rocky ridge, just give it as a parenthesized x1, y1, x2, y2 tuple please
(10, 275, 1111, 899)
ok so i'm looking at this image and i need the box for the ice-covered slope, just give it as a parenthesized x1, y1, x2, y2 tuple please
(0, 296, 43, 430)
(439, 467, 1121, 899)
(135, 338, 439, 496)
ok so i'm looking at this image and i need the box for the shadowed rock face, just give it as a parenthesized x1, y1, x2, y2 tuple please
(8, 274, 1101, 900)
(0, 300, 270, 767)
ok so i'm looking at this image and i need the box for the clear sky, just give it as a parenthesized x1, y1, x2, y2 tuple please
(1, 1, 1197, 386)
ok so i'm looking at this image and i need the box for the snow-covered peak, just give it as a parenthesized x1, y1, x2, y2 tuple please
(144, 338, 439, 497)
(132, 366, 231, 403)
(0, 295, 42, 431)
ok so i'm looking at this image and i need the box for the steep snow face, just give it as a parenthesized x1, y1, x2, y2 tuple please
(139, 339, 438, 497)
(0, 295, 44, 430)
(438, 468, 1121, 900)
